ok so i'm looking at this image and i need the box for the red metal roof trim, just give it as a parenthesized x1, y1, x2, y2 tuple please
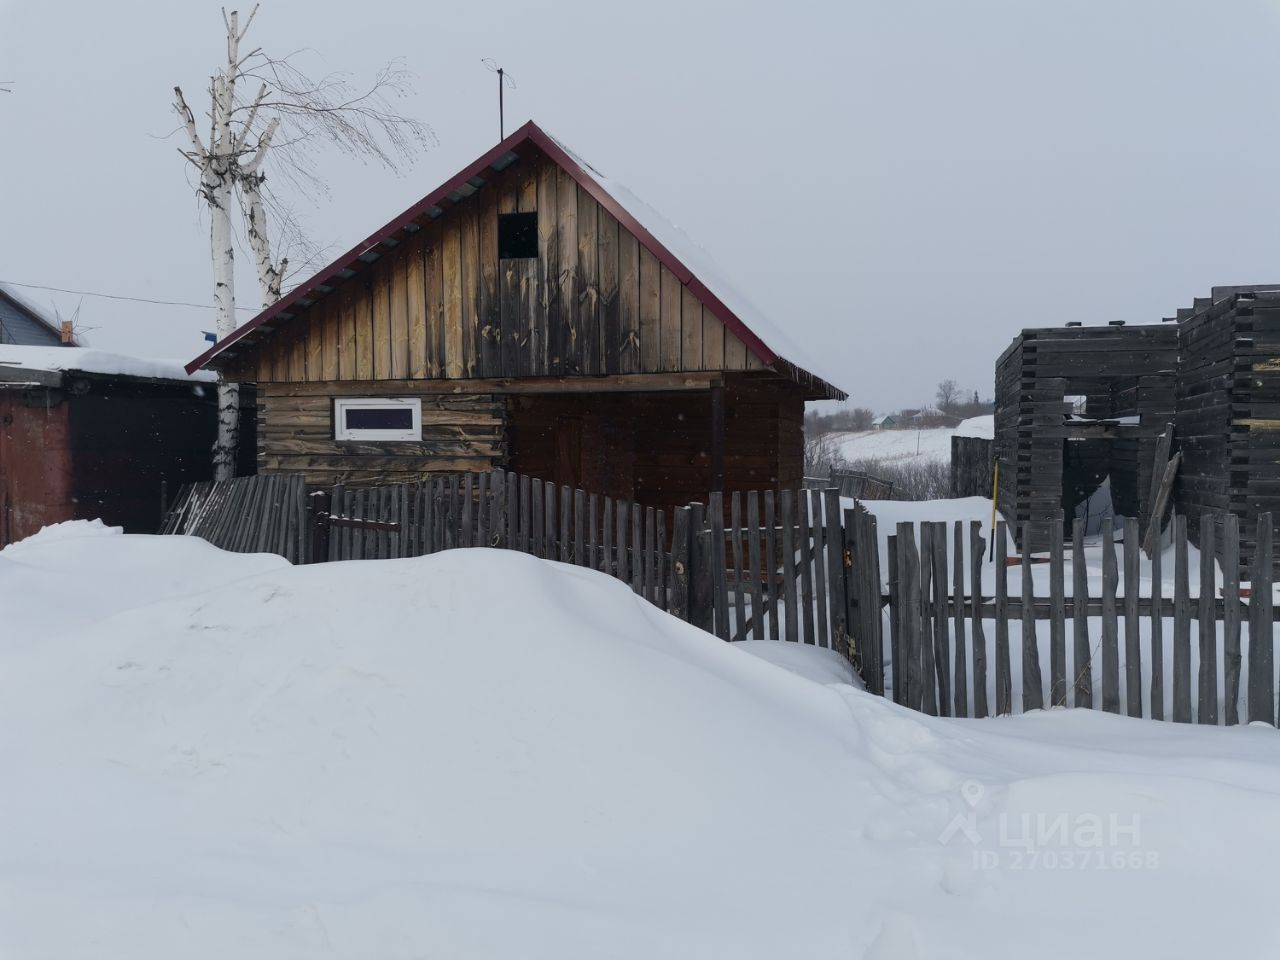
(184, 124, 540, 374)
(186, 121, 843, 399)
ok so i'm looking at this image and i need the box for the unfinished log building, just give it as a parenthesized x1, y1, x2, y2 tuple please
(994, 323, 1177, 552)
(1173, 287, 1280, 573)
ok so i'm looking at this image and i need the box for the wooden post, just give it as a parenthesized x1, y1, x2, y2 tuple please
(931, 523, 950, 715)
(1173, 514, 1192, 723)
(478, 472, 491, 550)
(1222, 513, 1241, 725)
(746, 492, 764, 641)
(306, 489, 331, 566)
(781, 491, 798, 643)
(1142, 424, 1174, 557)
(887, 533, 901, 702)
(461, 474, 475, 550)
(561, 485, 573, 564)
(865, 510, 884, 690)
(1198, 512, 1218, 725)
(764, 491, 779, 642)
(709, 491, 730, 640)
(1072, 518, 1092, 708)
(574, 490, 586, 566)
(798, 492, 817, 645)
(730, 493, 746, 636)
(899, 522, 922, 711)
(709, 383, 725, 494)
(601, 496, 613, 574)
(1248, 514, 1274, 725)
(969, 521, 988, 717)
(689, 502, 713, 632)
(614, 500, 628, 584)
(1101, 519, 1120, 714)
(1149, 518, 1163, 720)
(1123, 517, 1142, 717)
(952, 520, 967, 717)
(1021, 523, 1044, 712)
(918, 522, 936, 715)
(1049, 520, 1066, 707)
(670, 507, 691, 621)
(995, 521, 1012, 715)
(825, 489, 846, 656)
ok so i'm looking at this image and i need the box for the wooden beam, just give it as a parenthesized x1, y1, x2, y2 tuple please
(265, 373, 724, 397)
(710, 382, 725, 492)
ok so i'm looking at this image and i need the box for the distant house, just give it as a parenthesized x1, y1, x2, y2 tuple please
(0, 284, 76, 347)
(872, 414, 896, 430)
(0, 346, 253, 547)
(187, 120, 846, 511)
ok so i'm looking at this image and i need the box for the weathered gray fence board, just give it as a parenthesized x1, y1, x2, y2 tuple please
(1173, 515, 1192, 723)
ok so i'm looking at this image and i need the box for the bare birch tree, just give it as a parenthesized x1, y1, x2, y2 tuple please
(174, 5, 433, 478)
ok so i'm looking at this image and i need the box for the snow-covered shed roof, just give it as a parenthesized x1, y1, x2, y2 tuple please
(185, 121, 845, 400)
(0, 345, 216, 384)
(0, 283, 78, 347)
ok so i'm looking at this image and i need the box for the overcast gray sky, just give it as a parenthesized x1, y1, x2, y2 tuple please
(3, 0, 1280, 410)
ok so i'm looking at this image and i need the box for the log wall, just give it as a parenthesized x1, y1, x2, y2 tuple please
(994, 324, 1178, 551)
(260, 374, 805, 507)
(1174, 290, 1280, 573)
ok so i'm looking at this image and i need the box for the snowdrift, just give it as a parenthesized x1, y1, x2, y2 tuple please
(2, 523, 1279, 958)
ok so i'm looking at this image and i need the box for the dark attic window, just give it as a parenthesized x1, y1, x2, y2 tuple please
(498, 212, 538, 259)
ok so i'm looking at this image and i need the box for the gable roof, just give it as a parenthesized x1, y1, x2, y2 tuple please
(185, 121, 845, 400)
(0, 283, 78, 347)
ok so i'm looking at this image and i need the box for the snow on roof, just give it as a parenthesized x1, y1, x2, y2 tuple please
(0, 282, 75, 345)
(187, 121, 846, 399)
(0, 345, 216, 383)
(549, 133, 846, 396)
(0, 282, 58, 327)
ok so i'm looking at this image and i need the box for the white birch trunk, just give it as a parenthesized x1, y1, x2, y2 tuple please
(209, 138, 239, 480)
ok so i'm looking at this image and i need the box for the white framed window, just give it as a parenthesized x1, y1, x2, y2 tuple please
(333, 397, 422, 441)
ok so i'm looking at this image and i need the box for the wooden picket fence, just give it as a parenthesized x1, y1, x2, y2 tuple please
(159, 471, 1280, 725)
(159, 473, 309, 563)
(160, 472, 877, 663)
(882, 512, 1280, 726)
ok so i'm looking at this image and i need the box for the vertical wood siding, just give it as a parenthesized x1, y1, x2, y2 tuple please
(224, 146, 765, 386)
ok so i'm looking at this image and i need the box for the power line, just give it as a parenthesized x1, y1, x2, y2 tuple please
(0, 279, 256, 312)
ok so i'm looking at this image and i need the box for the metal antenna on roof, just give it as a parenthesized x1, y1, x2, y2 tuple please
(481, 59, 517, 140)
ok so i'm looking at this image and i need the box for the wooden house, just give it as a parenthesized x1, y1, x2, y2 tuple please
(0, 346, 251, 547)
(187, 121, 845, 513)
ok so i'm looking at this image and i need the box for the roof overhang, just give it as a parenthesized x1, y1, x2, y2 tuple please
(186, 121, 845, 401)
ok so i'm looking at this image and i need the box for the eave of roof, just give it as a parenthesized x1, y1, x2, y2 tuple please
(186, 121, 845, 401)
(0, 285, 79, 347)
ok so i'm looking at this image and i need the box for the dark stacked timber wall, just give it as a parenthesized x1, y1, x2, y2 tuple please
(994, 324, 1177, 551)
(502, 376, 803, 515)
(1174, 290, 1280, 574)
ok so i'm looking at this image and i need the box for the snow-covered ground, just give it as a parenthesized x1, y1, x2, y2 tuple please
(834, 415, 993, 466)
(3, 520, 1280, 957)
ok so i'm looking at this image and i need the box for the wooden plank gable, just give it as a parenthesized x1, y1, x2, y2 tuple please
(222, 146, 779, 388)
